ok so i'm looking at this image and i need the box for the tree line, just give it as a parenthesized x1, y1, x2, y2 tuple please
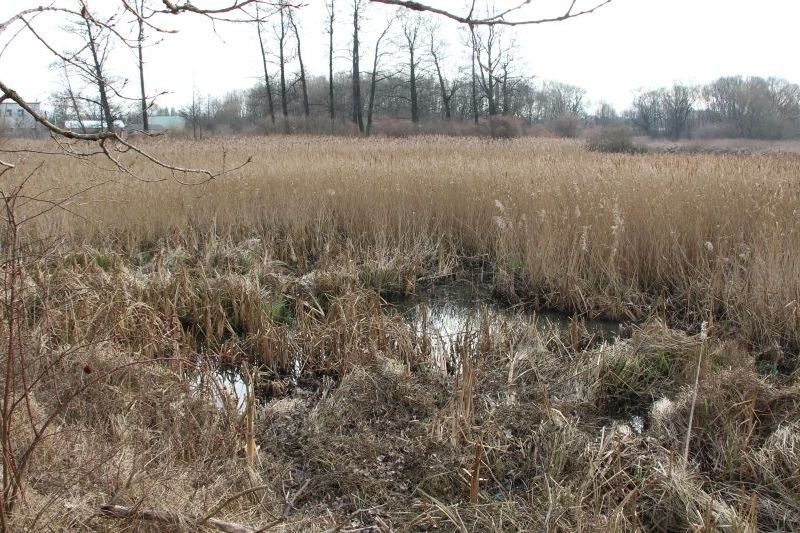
(630, 77, 800, 140)
(36, 1, 800, 141)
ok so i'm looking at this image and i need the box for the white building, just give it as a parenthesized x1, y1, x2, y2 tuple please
(0, 101, 41, 135)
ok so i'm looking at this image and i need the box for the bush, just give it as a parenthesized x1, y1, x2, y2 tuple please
(586, 126, 646, 154)
(374, 118, 418, 138)
(548, 113, 582, 138)
(419, 119, 481, 137)
(526, 123, 553, 138)
(486, 115, 523, 139)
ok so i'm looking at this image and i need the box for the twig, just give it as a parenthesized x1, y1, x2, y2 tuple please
(468, 437, 482, 504)
(100, 503, 255, 533)
(200, 485, 272, 525)
(283, 479, 311, 517)
(368, 0, 614, 26)
(683, 340, 705, 464)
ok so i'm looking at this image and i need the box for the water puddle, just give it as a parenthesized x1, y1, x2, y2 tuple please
(393, 281, 623, 371)
(193, 367, 248, 411)
(206, 282, 626, 410)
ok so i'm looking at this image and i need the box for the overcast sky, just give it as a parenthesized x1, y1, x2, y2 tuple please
(1, 0, 799, 113)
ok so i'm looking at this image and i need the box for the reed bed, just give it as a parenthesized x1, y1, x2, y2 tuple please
(1, 135, 799, 530)
(9, 135, 799, 350)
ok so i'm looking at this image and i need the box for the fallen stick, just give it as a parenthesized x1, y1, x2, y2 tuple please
(100, 504, 255, 533)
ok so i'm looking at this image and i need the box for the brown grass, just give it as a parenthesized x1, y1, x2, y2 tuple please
(7, 135, 800, 350)
(2, 135, 800, 530)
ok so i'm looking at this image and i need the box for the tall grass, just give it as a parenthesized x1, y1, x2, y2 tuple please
(12, 135, 798, 350)
(3, 135, 800, 530)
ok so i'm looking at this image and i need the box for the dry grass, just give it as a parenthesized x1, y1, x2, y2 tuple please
(7, 135, 799, 350)
(2, 135, 800, 530)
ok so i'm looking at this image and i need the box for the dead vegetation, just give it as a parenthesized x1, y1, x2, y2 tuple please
(1, 136, 799, 530)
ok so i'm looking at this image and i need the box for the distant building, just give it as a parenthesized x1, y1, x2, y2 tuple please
(0, 101, 41, 136)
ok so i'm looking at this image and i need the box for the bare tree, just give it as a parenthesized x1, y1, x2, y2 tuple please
(351, 0, 365, 133)
(541, 81, 586, 119)
(57, 61, 89, 133)
(366, 18, 395, 136)
(79, 10, 116, 131)
(472, 24, 508, 116)
(276, 1, 290, 129)
(287, 8, 309, 118)
(703, 76, 800, 139)
(428, 22, 458, 120)
(180, 81, 204, 140)
(469, 27, 479, 124)
(0, 1, 618, 156)
(401, 13, 423, 124)
(326, 0, 336, 130)
(255, 2, 276, 125)
(662, 83, 695, 140)
(632, 89, 664, 136)
(593, 101, 619, 126)
(1, 1, 264, 177)
(496, 47, 527, 118)
(132, 0, 150, 131)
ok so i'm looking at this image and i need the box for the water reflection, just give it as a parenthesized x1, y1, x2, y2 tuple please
(395, 281, 622, 370)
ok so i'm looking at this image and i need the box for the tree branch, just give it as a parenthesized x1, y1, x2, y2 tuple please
(0, 80, 251, 182)
(368, 0, 614, 26)
(100, 503, 258, 533)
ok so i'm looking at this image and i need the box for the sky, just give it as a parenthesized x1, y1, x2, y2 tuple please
(1, 0, 799, 113)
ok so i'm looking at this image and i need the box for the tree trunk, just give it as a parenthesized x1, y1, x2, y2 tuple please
(470, 28, 479, 125)
(63, 63, 87, 133)
(289, 11, 309, 118)
(366, 24, 391, 136)
(366, 65, 378, 136)
(191, 88, 198, 140)
(84, 19, 113, 131)
(351, 3, 364, 133)
(256, 4, 275, 124)
(327, 1, 335, 132)
(409, 47, 419, 124)
(486, 39, 496, 116)
(278, 4, 289, 130)
(430, 47, 451, 120)
(136, 1, 148, 131)
(501, 66, 509, 116)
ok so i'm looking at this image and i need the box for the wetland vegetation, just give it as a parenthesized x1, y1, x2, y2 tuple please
(2, 136, 799, 531)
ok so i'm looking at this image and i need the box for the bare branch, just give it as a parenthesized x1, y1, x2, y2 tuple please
(0, 80, 251, 181)
(100, 503, 259, 532)
(156, 0, 293, 23)
(367, 0, 614, 26)
(0, 7, 82, 36)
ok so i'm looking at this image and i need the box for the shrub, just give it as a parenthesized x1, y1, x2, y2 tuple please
(419, 119, 481, 137)
(375, 118, 418, 138)
(526, 123, 553, 138)
(586, 126, 646, 154)
(548, 113, 582, 138)
(486, 115, 523, 139)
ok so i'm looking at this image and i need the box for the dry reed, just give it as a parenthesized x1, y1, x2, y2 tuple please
(2, 135, 799, 530)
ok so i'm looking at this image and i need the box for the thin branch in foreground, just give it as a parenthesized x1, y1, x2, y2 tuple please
(100, 504, 258, 533)
(0, 79, 252, 182)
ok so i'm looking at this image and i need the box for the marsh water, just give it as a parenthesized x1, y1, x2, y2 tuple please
(393, 281, 623, 371)
(207, 281, 625, 412)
